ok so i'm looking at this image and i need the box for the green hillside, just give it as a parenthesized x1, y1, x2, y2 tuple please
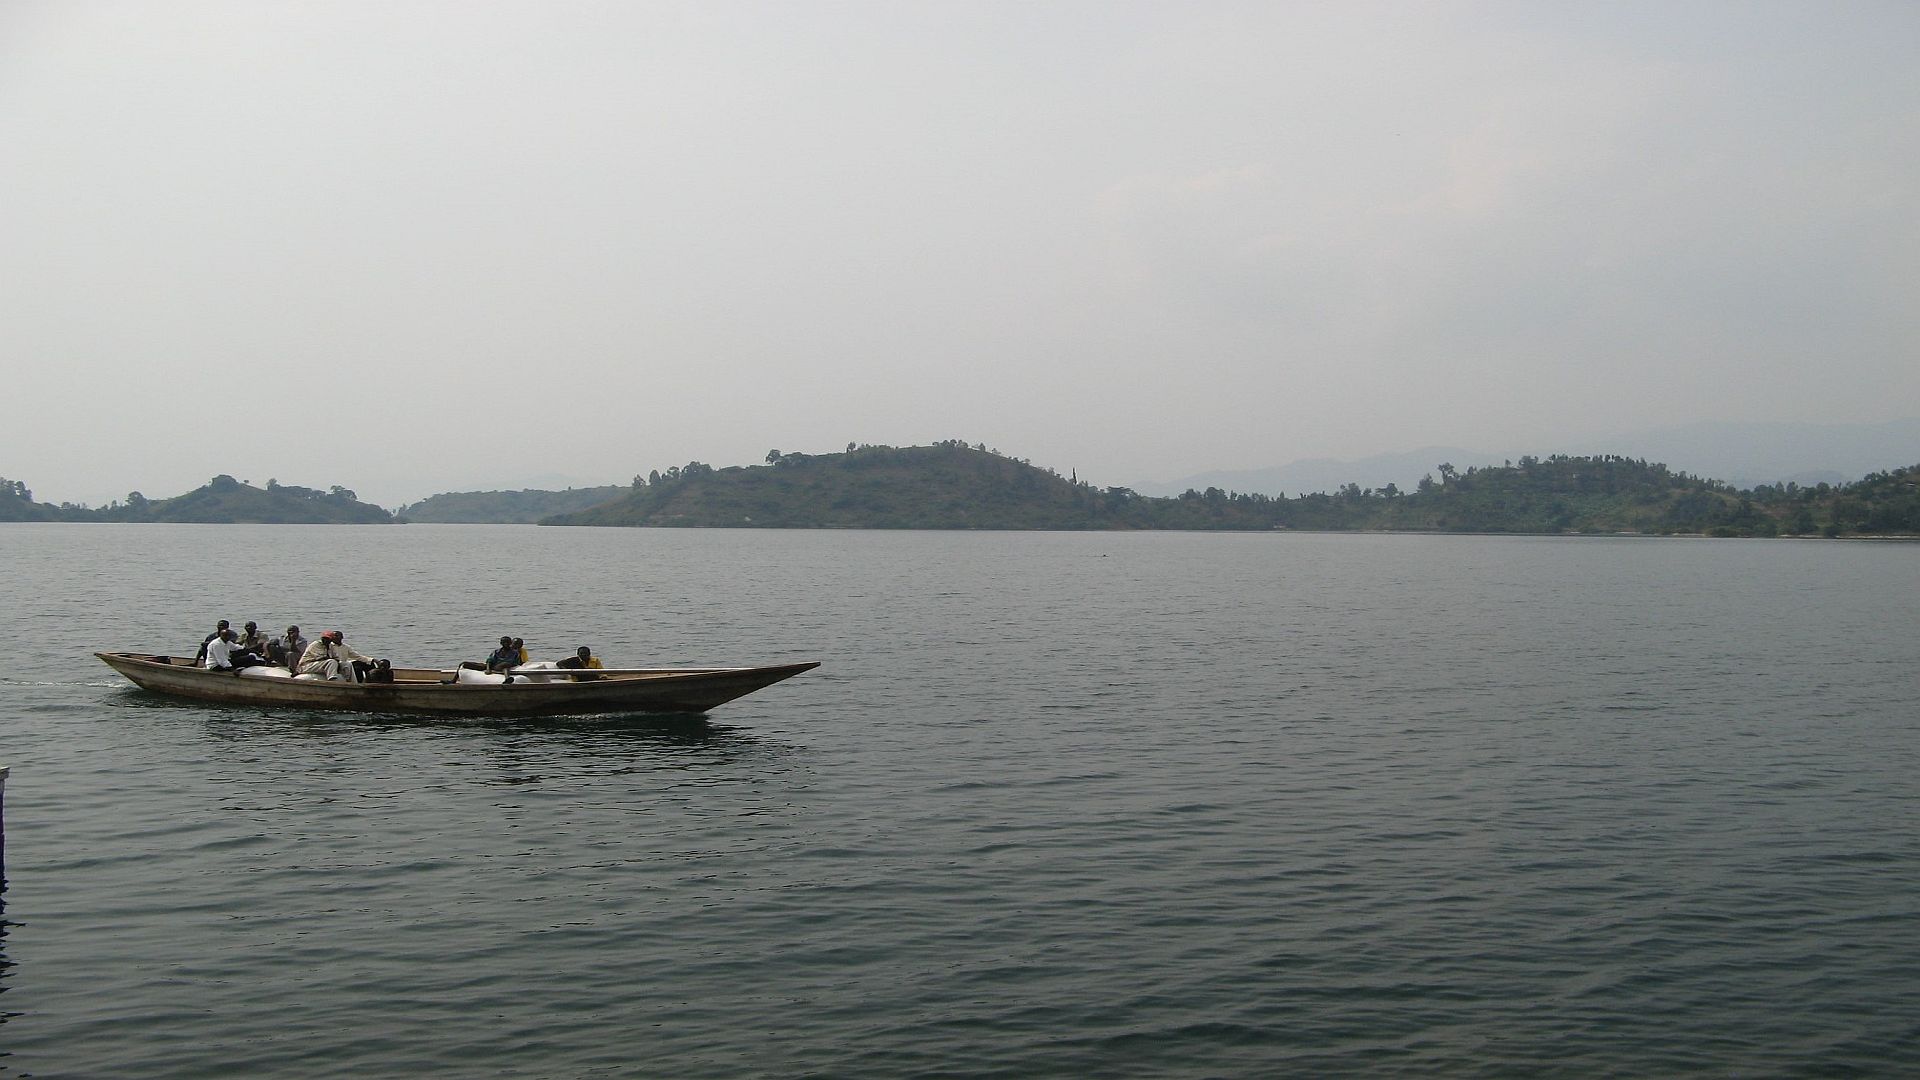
(1789, 464, 1920, 536)
(398, 485, 626, 523)
(544, 444, 1920, 536)
(0, 478, 71, 521)
(5, 475, 394, 524)
(551, 444, 1111, 528)
(96, 476, 394, 524)
(10, 452, 1916, 534)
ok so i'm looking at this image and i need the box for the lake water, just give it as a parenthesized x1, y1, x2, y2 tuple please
(0, 524, 1916, 1077)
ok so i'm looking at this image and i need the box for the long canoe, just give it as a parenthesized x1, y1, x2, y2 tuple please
(96, 652, 819, 717)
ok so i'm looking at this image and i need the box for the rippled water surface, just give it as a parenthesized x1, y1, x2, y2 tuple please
(1, 524, 1917, 1077)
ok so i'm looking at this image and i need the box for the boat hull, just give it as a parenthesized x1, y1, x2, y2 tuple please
(96, 652, 818, 717)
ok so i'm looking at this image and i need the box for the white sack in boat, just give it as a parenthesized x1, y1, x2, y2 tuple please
(238, 666, 293, 680)
(455, 667, 510, 685)
(514, 662, 561, 684)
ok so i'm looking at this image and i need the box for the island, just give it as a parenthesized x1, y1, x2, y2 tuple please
(396, 485, 627, 524)
(540, 442, 1920, 537)
(0, 476, 393, 524)
(8, 445, 1917, 536)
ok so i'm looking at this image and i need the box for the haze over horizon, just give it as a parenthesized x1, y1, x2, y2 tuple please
(4, 2, 1917, 509)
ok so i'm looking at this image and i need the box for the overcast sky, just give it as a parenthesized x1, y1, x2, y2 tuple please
(3, 1, 1916, 507)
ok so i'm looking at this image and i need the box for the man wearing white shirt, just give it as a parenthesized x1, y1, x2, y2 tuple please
(204, 629, 246, 671)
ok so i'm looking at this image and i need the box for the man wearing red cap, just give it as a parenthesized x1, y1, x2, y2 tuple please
(297, 629, 379, 682)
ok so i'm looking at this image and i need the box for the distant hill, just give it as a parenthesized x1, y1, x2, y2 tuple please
(0, 475, 394, 524)
(1330, 457, 1917, 537)
(1137, 418, 1920, 497)
(1132, 446, 1505, 498)
(11, 448, 1917, 535)
(0, 477, 72, 521)
(102, 476, 394, 524)
(549, 443, 1120, 529)
(542, 443, 1920, 536)
(398, 485, 627, 524)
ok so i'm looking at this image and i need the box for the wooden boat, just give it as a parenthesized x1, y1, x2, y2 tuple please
(95, 651, 819, 718)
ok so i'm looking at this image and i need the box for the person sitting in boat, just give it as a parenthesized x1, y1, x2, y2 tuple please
(204, 628, 266, 673)
(275, 625, 310, 671)
(237, 621, 272, 654)
(556, 646, 604, 681)
(193, 620, 232, 665)
(485, 636, 521, 674)
(299, 630, 378, 682)
(513, 637, 528, 664)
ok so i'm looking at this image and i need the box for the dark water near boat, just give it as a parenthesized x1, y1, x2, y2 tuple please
(1, 524, 1917, 1077)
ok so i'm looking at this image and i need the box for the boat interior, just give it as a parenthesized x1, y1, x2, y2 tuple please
(139, 654, 659, 685)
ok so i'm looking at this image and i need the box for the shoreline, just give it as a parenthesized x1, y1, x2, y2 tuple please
(4, 519, 1916, 541)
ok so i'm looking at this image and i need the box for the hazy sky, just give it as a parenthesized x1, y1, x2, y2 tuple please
(4, 1, 1916, 507)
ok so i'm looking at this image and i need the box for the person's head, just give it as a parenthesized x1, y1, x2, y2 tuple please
(577, 646, 592, 661)
(217, 619, 229, 630)
(219, 628, 235, 641)
(244, 622, 257, 633)
(499, 636, 513, 648)
(287, 625, 300, 637)
(325, 630, 343, 643)
(513, 638, 524, 649)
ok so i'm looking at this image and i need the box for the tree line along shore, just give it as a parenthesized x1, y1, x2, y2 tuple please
(5, 442, 1918, 536)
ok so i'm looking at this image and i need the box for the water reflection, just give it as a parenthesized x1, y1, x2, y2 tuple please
(293, 709, 739, 740)
(0, 748, 14, 1066)
(0, 896, 16, 1035)
(105, 689, 252, 713)
(194, 705, 803, 784)
(223, 710, 726, 743)
(109, 689, 753, 749)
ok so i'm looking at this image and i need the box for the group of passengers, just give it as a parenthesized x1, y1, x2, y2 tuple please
(484, 636, 528, 673)
(453, 636, 604, 682)
(195, 622, 605, 683)
(195, 619, 386, 682)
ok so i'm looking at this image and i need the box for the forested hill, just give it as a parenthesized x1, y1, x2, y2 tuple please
(0, 475, 393, 524)
(549, 444, 1115, 529)
(10, 453, 1918, 533)
(397, 485, 626, 523)
(542, 443, 1920, 536)
(0, 478, 66, 521)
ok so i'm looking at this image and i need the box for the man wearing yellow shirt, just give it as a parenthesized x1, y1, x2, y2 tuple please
(557, 646, 604, 681)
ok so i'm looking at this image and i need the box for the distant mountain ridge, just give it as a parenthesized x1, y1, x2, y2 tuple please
(548, 443, 1114, 529)
(398, 485, 627, 524)
(1584, 418, 1920, 490)
(11, 425, 1918, 534)
(1131, 447, 1502, 499)
(1134, 418, 1920, 497)
(542, 442, 1920, 537)
(0, 475, 393, 524)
